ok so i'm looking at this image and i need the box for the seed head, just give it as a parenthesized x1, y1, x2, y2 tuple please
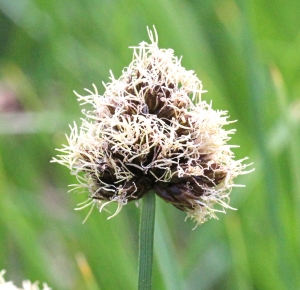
(52, 27, 252, 225)
(0, 270, 51, 290)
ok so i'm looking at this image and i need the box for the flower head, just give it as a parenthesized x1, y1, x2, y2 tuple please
(0, 270, 51, 290)
(52, 27, 251, 225)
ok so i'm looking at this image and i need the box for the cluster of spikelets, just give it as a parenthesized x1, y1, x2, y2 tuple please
(52, 28, 251, 225)
(0, 270, 51, 290)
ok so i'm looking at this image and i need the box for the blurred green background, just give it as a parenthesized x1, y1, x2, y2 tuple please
(0, 0, 299, 289)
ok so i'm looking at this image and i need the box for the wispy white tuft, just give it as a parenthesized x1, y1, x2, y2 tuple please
(0, 270, 51, 290)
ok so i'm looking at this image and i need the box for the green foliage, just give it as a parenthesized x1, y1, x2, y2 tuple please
(0, 0, 299, 289)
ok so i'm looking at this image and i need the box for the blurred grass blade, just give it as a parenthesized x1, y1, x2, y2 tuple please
(155, 201, 183, 290)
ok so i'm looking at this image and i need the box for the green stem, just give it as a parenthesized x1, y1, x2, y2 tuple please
(138, 190, 156, 290)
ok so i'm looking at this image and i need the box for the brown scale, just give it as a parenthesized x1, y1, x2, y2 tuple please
(130, 67, 178, 119)
(154, 181, 200, 211)
(86, 135, 159, 201)
(153, 161, 227, 211)
(91, 167, 154, 202)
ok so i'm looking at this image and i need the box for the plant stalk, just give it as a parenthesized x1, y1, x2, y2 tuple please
(138, 190, 156, 290)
